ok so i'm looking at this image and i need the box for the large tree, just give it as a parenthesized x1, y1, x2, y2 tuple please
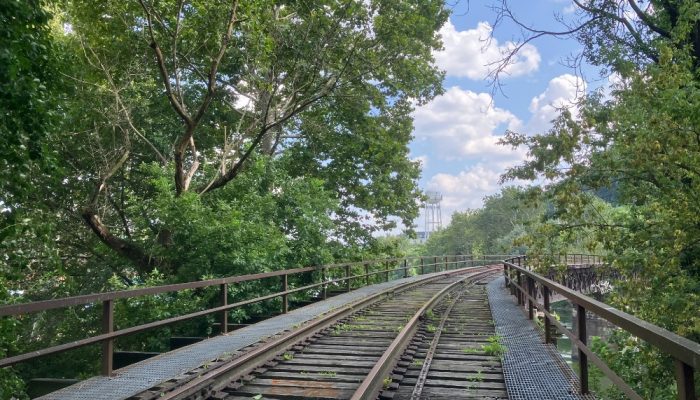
(497, 1, 700, 397)
(47, 0, 447, 278)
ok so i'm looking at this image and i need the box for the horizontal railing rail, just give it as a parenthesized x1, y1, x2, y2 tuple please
(503, 255, 699, 400)
(0, 254, 508, 378)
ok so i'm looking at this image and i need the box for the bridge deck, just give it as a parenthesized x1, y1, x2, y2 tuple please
(40, 272, 592, 400)
(488, 276, 593, 400)
(38, 271, 446, 400)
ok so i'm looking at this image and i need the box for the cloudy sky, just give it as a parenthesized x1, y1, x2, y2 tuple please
(410, 0, 603, 230)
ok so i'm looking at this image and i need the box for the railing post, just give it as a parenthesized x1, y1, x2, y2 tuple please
(385, 262, 390, 282)
(527, 276, 534, 320)
(101, 299, 114, 376)
(577, 304, 589, 394)
(443, 256, 447, 271)
(544, 285, 552, 344)
(345, 265, 351, 292)
(675, 359, 695, 400)
(420, 258, 424, 275)
(434, 256, 438, 272)
(403, 259, 409, 278)
(365, 263, 370, 286)
(282, 275, 289, 314)
(516, 270, 523, 305)
(322, 268, 327, 299)
(220, 283, 229, 333)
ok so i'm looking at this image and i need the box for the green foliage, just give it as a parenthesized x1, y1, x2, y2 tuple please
(425, 187, 543, 256)
(0, 279, 27, 400)
(499, 3, 700, 395)
(1, 0, 442, 395)
(0, 0, 56, 203)
(106, 271, 216, 352)
(481, 335, 507, 358)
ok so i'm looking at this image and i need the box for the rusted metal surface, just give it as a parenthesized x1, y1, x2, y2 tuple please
(408, 279, 467, 399)
(148, 266, 499, 400)
(38, 271, 460, 400)
(2, 255, 511, 373)
(503, 257, 700, 400)
(350, 269, 500, 400)
(393, 273, 507, 400)
(147, 265, 494, 400)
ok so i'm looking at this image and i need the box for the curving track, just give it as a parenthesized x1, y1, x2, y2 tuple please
(133, 265, 503, 400)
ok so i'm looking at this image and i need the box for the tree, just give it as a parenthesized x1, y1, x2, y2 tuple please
(58, 0, 447, 278)
(496, 1, 700, 397)
(425, 187, 543, 256)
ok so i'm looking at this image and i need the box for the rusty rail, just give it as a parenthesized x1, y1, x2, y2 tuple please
(156, 264, 499, 399)
(503, 256, 700, 400)
(0, 254, 510, 377)
(350, 265, 501, 400)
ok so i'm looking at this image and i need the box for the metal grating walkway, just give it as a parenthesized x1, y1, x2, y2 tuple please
(487, 276, 594, 400)
(39, 270, 447, 400)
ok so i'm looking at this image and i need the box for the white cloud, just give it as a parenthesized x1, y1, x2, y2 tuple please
(526, 73, 585, 134)
(435, 20, 541, 80)
(412, 155, 429, 170)
(413, 86, 524, 160)
(563, 4, 578, 14)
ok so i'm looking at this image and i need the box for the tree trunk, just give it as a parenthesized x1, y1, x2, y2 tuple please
(82, 208, 160, 275)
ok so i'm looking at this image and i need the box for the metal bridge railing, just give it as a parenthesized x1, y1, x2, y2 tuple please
(0, 254, 508, 378)
(503, 255, 699, 400)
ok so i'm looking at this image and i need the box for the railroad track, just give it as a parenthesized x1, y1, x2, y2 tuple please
(389, 277, 507, 399)
(134, 265, 503, 400)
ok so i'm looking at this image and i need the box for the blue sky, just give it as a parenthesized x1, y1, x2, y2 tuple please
(410, 0, 606, 228)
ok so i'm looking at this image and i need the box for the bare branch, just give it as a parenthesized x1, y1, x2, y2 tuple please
(626, 0, 671, 38)
(138, 0, 192, 125)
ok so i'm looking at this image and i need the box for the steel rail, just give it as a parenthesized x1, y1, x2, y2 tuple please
(350, 265, 502, 400)
(156, 264, 494, 399)
(409, 277, 472, 399)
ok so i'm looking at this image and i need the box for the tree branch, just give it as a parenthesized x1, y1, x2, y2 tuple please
(626, 0, 671, 39)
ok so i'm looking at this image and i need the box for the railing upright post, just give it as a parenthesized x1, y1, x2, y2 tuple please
(101, 299, 114, 376)
(674, 359, 696, 400)
(527, 276, 534, 320)
(365, 263, 370, 286)
(385, 262, 390, 282)
(420, 258, 424, 275)
(434, 256, 438, 272)
(577, 304, 589, 394)
(544, 285, 552, 344)
(220, 283, 229, 333)
(281, 276, 289, 314)
(443, 256, 447, 271)
(345, 265, 351, 292)
(322, 268, 327, 300)
(403, 259, 409, 278)
(516, 270, 523, 305)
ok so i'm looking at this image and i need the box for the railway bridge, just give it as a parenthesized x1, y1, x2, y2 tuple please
(1, 255, 698, 400)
